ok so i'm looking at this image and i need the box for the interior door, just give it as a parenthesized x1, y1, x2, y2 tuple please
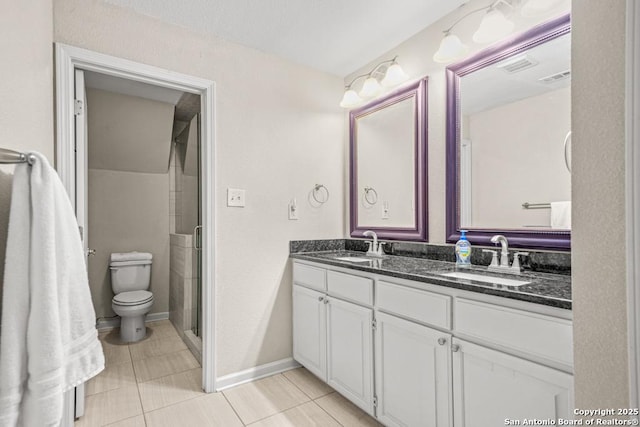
(73, 68, 89, 419)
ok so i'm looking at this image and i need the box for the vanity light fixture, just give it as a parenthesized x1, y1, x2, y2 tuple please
(472, 6, 515, 43)
(339, 56, 409, 108)
(433, 0, 515, 64)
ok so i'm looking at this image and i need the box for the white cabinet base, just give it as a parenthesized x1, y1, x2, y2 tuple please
(292, 285, 327, 381)
(452, 339, 574, 427)
(375, 312, 452, 427)
(326, 297, 374, 416)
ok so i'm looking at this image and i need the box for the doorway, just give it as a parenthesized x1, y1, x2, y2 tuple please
(55, 43, 217, 393)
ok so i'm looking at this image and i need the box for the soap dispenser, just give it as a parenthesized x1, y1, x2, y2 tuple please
(455, 230, 472, 268)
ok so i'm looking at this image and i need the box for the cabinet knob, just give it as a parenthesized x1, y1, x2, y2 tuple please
(324, 299, 329, 305)
(437, 338, 447, 346)
(451, 344, 460, 352)
(318, 296, 324, 302)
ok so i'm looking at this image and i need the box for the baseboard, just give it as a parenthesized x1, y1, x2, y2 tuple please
(146, 312, 169, 322)
(215, 358, 301, 391)
(96, 312, 169, 331)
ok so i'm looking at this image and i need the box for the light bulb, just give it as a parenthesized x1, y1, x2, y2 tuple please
(433, 33, 469, 64)
(339, 89, 363, 108)
(472, 8, 515, 44)
(359, 77, 382, 98)
(381, 63, 409, 87)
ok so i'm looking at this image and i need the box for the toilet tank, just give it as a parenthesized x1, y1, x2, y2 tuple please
(110, 252, 153, 294)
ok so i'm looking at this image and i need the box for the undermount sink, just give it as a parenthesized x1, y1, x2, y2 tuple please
(334, 256, 374, 263)
(440, 271, 531, 287)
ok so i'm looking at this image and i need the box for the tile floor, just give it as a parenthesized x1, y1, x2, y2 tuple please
(78, 320, 381, 427)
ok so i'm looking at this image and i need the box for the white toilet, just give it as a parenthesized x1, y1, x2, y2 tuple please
(110, 251, 154, 343)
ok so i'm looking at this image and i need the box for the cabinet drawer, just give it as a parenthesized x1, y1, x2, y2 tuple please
(377, 281, 451, 330)
(293, 262, 326, 292)
(327, 271, 373, 306)
(455, 298, 573, 366)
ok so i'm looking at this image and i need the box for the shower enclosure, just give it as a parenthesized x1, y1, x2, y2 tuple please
(169, 111, 202, 361)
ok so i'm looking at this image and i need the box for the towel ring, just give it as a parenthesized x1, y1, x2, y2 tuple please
(312, 184, 330, 204)
(563, 131, 572, 173)
(364, 187, 378, 205)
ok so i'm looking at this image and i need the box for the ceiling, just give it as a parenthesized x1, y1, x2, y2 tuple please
(103, 0, 466, 76)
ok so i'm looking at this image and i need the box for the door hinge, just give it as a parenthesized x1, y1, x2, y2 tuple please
(372, 319, 377, 330)
(78, 225, 83, 240)
(373, 396, 378, 408)
(74, 99, 84, 116)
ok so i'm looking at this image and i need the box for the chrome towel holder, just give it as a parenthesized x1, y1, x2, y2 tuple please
(0, 147, 36, 165)
(363, 187, 378, 205)
(312, 184, 330, 204)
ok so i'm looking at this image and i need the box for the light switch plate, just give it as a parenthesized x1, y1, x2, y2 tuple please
(227, 188, 246, 207)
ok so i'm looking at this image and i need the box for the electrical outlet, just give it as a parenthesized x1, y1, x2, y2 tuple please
(227, 188, 246, 207)
(288, 199, 298, 220)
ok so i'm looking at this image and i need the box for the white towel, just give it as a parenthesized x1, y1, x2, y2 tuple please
(110, 251, 153, 262)
(0, 152, 104, 427)
(550, 201, 572, 229)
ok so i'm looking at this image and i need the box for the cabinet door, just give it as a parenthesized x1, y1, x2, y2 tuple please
(326, 297, 374, 415)
(452, 339, 574, 427)
(292, 285, 327, 381)
(375, 312, 453, 427)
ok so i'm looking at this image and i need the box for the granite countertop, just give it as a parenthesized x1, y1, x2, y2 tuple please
(290, 250, 572, 310)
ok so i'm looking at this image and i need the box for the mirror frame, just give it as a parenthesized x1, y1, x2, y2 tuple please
(445, 14, 571, 250)
(350, 78, 428, 241)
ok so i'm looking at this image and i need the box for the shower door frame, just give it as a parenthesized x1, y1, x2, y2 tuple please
(54, 43, 218, 393)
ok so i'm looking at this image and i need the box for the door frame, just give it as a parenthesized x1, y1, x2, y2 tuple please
(55, 43, 217, 392)
(627, 0, 640, 412)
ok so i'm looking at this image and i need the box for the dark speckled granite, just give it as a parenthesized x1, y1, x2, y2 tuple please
(342, 239, 571, 275)
(290, 239, 346, 253)
(290, 250, 572, 310)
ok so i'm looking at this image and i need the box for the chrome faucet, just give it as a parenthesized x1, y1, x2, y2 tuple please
(363, 230, 384, 257)
(485, 235, 529, 274)
(490, 235, 509, 267)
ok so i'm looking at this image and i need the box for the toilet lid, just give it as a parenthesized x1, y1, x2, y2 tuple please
(113, 290, 153, 306)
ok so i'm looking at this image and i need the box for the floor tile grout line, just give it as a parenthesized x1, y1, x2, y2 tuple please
(138, 367, 205, 414)
(131, 343, 148, 425)
(220, 390, 248, 426)
(135, 362, 201, 385)
(307, 399, 347, 427)
(228, 373, 313, 426)
(279, 371, 318, 401)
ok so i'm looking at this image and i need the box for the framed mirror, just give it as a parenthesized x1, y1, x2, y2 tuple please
(446, 14, 571, 250)
(350, 78, 427, 240)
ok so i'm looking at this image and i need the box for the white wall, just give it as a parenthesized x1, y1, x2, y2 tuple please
(344, 0, 571, 243)
(87, 88, 174, 173)
(88, 169, 170, 319)
(0, 0, 54, 163)
(572, 0, 629, 409)
(54, 0, 344, 377)
(0, 0, 53, 320)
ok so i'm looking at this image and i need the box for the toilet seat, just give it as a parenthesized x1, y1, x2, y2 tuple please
(112, 290, 153, 306)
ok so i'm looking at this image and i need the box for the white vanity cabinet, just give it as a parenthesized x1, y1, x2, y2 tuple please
(292, 264, 376, 416)
(375, 311, 452, 427)
(292, 285, 327, 381)
(291, 260, 574, 426)
(326, 296, 374, 415)
(452, 339, 573, 427)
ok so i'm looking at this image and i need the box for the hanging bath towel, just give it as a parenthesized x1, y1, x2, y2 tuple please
(0, 152, 104, 427)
